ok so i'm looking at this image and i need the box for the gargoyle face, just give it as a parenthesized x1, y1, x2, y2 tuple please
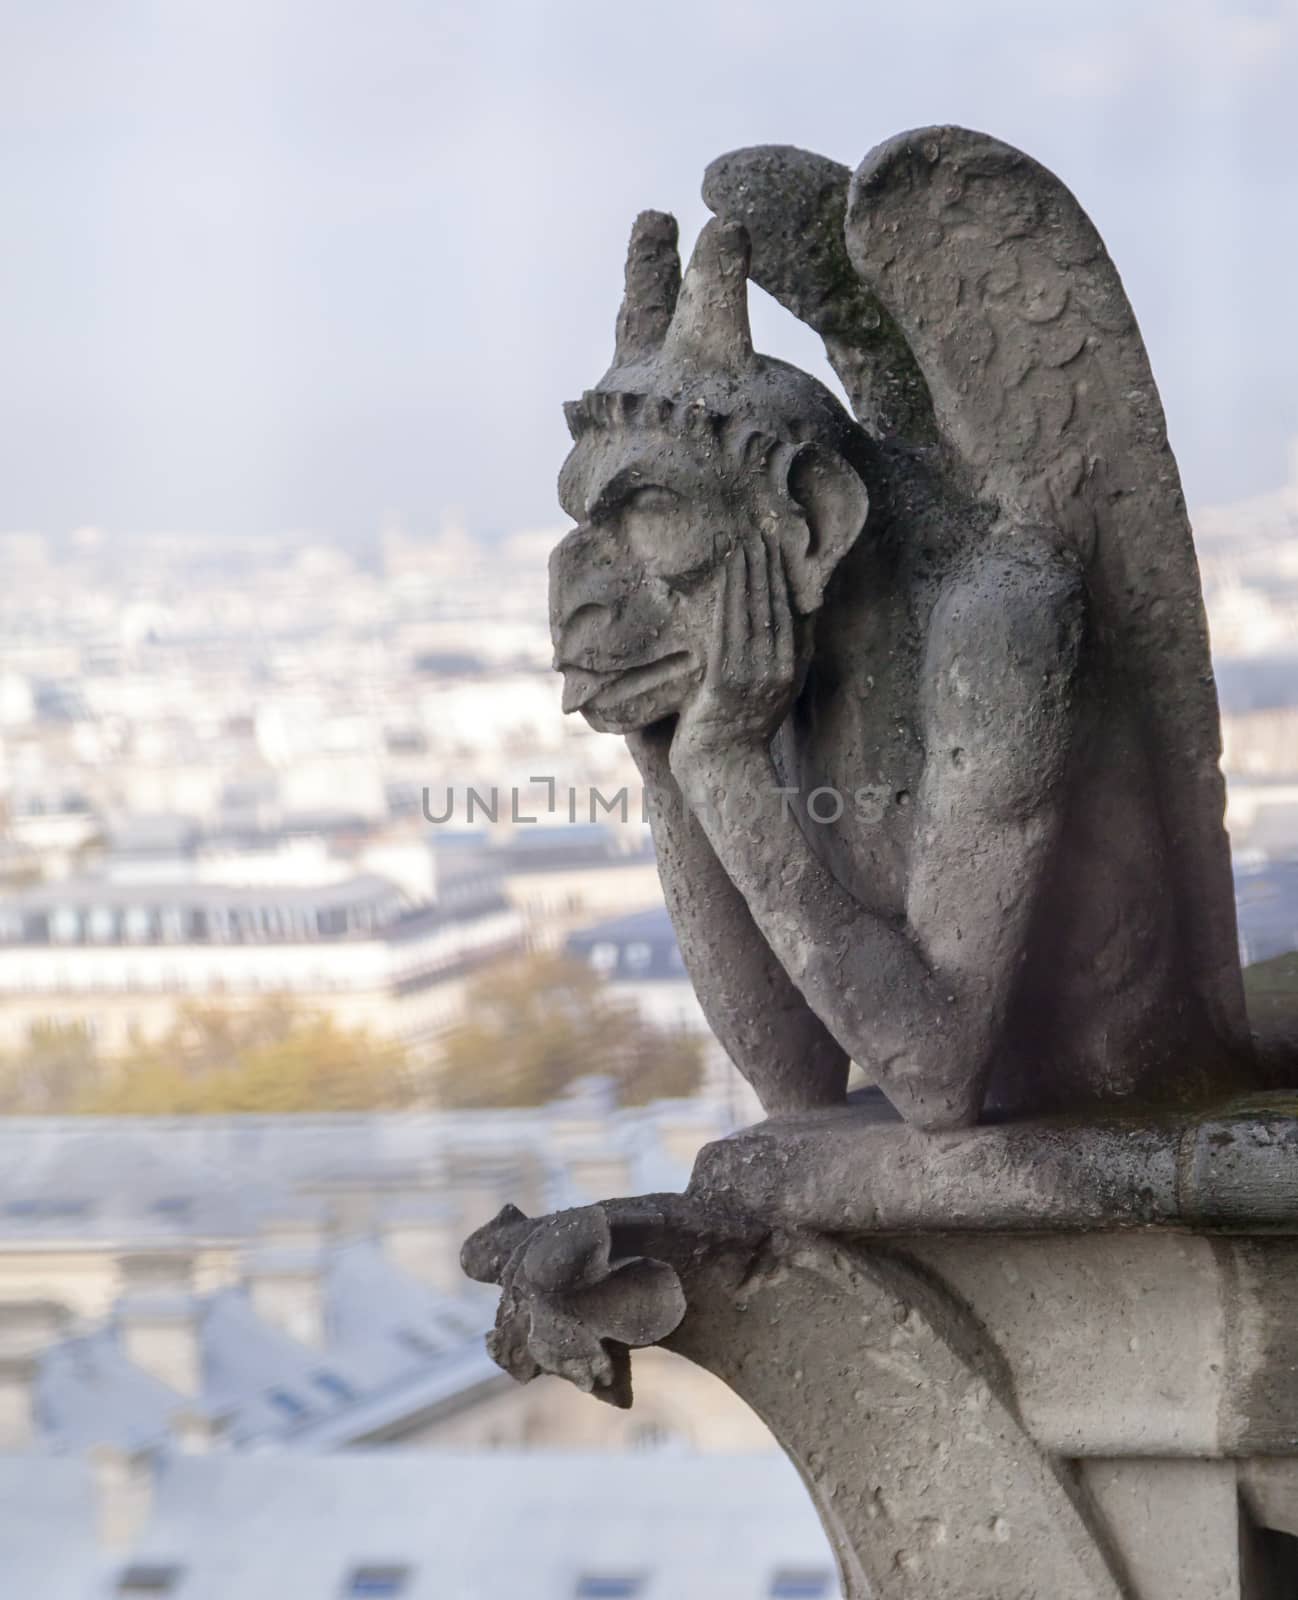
(551, 424, 767, 733)
(550, 212, 874, 734)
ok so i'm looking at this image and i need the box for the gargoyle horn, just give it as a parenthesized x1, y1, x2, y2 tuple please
(659, 217, 755, 373)
(609, 210, 757, 380)
(611, 210, 681, 365)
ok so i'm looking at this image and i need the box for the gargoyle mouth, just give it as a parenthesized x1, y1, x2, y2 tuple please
(560, 651, 693, 713)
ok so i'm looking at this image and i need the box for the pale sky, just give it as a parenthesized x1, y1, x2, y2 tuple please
(1, 0, 1295, 542)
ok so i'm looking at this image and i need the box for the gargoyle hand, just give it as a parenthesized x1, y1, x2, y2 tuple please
(672, 535, 797, 775)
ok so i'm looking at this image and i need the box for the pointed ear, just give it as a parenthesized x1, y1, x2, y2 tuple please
(781, 444, 869, 613)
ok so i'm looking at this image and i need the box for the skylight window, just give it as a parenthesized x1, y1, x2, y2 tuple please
(624, 939, 654, 972)
(117, 1565, 183, 1596)
(346, 1567, 411, 1597)
(588, 940, 619, 975)
(313, 1369, 356, 1403)
(267, 1387, 309, 1420)
(397, 1327, 439, 1357)
(770, 1571, 835, 1598)
(5, 1197, 91, 1220)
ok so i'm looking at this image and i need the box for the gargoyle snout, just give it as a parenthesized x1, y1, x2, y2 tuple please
(548, 526, 630, 667)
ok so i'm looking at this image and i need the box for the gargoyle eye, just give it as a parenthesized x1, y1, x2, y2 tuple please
(622, 485, 680, 516)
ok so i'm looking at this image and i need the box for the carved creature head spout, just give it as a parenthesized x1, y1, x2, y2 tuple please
(551, 212, 873, 734)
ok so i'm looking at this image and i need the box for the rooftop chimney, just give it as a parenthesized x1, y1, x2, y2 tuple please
(91, 1443, 154, 1554)
(246, 1252, 326, 1346)
(0, 1352, 39, 1451)
(116, 1251, 195, 1298)
(244, 1205, 330, 1347)
(0, 1298, 71, 1449)
(115, 1252, 203, 1397)
(446, 1155, 546, 1235)
(171, 1407, 230, 1455)
(378, 1200, 464, 1293)
(255, 1205, 330, 1255)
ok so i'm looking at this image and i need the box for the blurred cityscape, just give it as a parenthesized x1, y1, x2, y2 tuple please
(0, 442, 1295, 1596)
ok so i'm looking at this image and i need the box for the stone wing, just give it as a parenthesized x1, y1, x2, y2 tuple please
(845, 124, 1245, 1052)
(707, 125, 1248, 1058)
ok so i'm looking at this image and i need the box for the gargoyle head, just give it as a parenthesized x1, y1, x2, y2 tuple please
(461, 1202, 686, 1408)
(551, 213, 872, 734)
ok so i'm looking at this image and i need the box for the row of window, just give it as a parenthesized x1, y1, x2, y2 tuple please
(0, 901, 391, 946)
(120, 1567, 835, 1597)
(0, 941, 517, 1006)
(118, 1566, 408, 1597)
(9, 966, 361, 999)
(3, 1194, 200, 1223)
(264, 1367, 362, 1422)
(575, 1577, 833, 1598)
(584, 939, 686, 976)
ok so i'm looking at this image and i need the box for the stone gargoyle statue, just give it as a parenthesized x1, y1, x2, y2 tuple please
(548, 124, 1261, 1130)
(468, 131, 1298, 1600)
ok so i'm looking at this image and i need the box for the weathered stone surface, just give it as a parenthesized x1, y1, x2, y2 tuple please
(469, 124, 1298, 1600)
(1082, 1461, 1250, 1600)
(464, 1187, 1298, 1597)
(688, 1093, 1298, 1234)
(701, 144, 937, 446)
(466, 1195, 1134, 1598)
(909, 1232, 1298, 1461)
(549, 123, 1268, 1129)
(462, 1202, 687, 1408)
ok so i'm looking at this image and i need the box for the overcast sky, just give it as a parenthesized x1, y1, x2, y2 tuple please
(1, 0, 1295, 543)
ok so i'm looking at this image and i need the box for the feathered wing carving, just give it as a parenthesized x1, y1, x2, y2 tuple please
(846, 125, 1161, 556)
(844, 125, 1246, 1052)
(706, 126, 1249, 1059)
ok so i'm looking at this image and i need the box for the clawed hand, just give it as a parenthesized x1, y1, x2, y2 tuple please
(673, 535, 798, 766)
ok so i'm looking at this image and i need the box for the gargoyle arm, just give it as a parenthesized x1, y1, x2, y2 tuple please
(629, 726, 850, 1113)
(673, 541, 1085, 1129)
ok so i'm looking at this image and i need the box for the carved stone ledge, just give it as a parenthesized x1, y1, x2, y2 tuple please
(688, 1091, 1298, 1234)
(464, 1102, 1298, 1598)
(466, 1193, 1139, 1598)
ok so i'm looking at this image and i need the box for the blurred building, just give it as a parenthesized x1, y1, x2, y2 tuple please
(431, 824, 664, 945)
(1198, 447, 1298, 866)
(1196, 439, 1298, 662)
(567, 906, 702, 1032)
(3, 782, 101, 863)
(1229, 780, 1298, 861)
(0, 1450, 838, 1600)
(0, 1097, 768, 1458)
(0, 849, 523, 1058)
(1235, 859, 1298, 967)
(565, 906, 761, 1123)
